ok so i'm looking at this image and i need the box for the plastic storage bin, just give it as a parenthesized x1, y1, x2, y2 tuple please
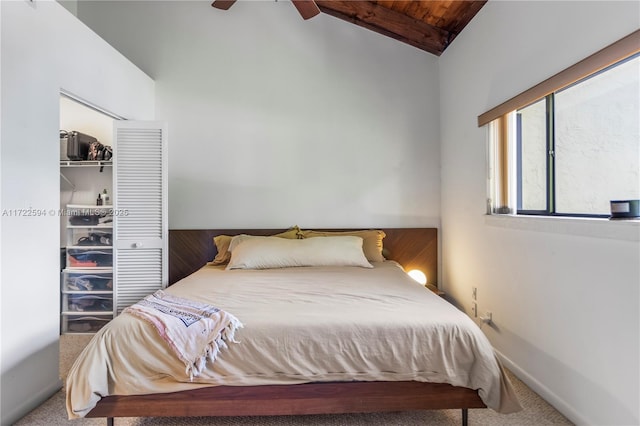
(67, 248, 113, 268)
(61, 314, 111, 334)
(67, 228, 112, 247)
(62, 293, 113, 313)
(62, 270, 113, 292)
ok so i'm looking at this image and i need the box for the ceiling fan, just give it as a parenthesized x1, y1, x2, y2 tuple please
(212, 0, 321, 20)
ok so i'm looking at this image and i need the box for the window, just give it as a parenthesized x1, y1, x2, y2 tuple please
(516, 55, 639, 217)
(480, 30, 640, 218)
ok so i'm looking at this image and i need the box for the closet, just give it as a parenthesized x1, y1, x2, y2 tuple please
(59, 95, 167, 334)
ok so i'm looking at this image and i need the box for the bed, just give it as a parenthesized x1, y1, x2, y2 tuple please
(67, 228, 521, 425)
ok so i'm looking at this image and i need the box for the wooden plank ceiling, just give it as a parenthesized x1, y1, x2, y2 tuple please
(316, 0, 487, 55)
(211, 1, 486, 56)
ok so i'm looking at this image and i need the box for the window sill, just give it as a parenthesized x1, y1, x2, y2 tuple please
(485, 214, 640, 242)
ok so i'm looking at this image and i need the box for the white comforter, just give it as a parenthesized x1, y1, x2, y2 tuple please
(66, 261, 521, 418)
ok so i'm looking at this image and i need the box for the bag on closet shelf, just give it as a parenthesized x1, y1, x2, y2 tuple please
(87, 141, 113, 161)
(60, 130, 69, 161)
(87, 141, 105, 161)
(101, 145, 113, 160)
(63, 130, 98, 161)
(69, 215, 100, 226)
(76, 232, 112, 246)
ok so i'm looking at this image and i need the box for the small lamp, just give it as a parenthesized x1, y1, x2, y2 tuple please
(407, 269, 427, 285)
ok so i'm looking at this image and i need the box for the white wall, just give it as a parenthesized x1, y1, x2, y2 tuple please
(77, 0, 441, 230)
(439, 1, 639, 425)
(57, 0, 78, 16)
(0, 1, 154, 424)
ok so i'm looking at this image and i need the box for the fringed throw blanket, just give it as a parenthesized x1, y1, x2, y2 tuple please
(123, 290, 243, 381)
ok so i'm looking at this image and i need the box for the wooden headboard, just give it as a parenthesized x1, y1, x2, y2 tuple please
(168, 228, 437, 286)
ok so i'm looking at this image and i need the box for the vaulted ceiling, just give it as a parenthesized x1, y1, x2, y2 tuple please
(316, 1, 487, 56)
(212, 0, 487, 56)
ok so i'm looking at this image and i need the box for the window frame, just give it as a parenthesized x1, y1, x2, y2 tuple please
(478, 30, 640, 127)
(515, 92, 614, 218)
(480, 30, 640, 218)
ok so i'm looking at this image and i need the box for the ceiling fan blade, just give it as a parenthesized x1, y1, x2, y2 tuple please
(291, 0, 320, 20)
(211, 0, 237, 11)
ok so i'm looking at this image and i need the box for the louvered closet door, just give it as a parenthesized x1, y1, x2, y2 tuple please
(113, 121, 168, 314)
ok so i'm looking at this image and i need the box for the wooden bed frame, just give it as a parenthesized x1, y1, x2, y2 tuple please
(85, 228, 486, 425)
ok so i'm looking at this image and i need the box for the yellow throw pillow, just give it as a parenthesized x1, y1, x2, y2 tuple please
(210, 226, 300, 265)
(298, 229, 385, 262)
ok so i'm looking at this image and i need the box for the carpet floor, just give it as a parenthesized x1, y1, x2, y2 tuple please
(14, 335, 573, 425)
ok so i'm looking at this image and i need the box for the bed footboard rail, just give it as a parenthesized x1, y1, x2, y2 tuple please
(107, 411, 471, 426)
(88, 381, 485, 422)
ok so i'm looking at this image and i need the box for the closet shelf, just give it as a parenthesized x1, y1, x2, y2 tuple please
(66, 224, 113, 229)
(60, 160, 113, 167)
(67, 204, 113, 210)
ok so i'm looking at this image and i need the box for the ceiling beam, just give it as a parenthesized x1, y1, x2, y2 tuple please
(443, 0, 487, 44)
(315, 0, 451, 55)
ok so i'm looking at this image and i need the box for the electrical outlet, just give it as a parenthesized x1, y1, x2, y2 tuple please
(471, 302, 477, 318)
(472, 287, 477, 301)
(480, 311, 493, 324)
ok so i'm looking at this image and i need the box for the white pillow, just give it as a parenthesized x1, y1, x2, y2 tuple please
(226, 236, 373, 270)
(227, 234, 258, 253)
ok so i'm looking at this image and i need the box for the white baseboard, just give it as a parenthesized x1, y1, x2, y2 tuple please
(495, 349, 588, 426)
(2, 379, 62, 425)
